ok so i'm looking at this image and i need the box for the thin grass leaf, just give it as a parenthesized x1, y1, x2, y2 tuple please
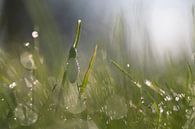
(111, 60, 141, 88)
(73, 19, 82, 49)
(144, 80, 166, 96)
(80, 45, 98, 95)
(186, 63, 192, 89)
(67, 19, 81, 82)
(62, 20, 82, 84)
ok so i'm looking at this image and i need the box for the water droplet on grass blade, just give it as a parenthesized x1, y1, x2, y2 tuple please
(173, 105, 180, 111)
(103, 95, 128, 120)
(175, 96, 180, 101)
(159, 106, 164, 113)
(67, 58, 79, 83)
(23, 72, 40, 88)
(20, 52, 36, 70)
(63, 85, 86, 114)
(24, 42, 30, 47)
(9, 82, 17, 89)
(14, 103, 38, 126)
(32, 31, 39, 38)
(145, 80, 152, 87)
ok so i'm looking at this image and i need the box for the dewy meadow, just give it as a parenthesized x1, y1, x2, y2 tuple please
(0, 0, 195, 129)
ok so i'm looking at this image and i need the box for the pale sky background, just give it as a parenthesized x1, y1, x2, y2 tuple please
(0, 0, 195, 65)
(60, 0, 195, 64)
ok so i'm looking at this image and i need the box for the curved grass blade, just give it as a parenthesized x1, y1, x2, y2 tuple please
(80, 45, 98, 95)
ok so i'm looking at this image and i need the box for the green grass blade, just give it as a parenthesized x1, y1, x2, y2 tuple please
(80, 45, 98, 95)
(73, 19, 82, 49)
(111, 60, 141, 88)
(186, 63, 192, 89)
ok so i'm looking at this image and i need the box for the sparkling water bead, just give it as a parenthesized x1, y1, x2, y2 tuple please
(14, 103, 38, 126)
(20, 52, 36, 70)
(64, 85, 86, 114)
(69, 47, 77, 58)
(67, 58, 79, 83)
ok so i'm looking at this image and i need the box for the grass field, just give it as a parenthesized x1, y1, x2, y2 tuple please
(0, 18, 195, 129)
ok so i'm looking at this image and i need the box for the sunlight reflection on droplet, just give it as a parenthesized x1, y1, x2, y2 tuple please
(159, 106, 164, 113)
(32, 31, 39, 38)
(9, 82, 17, 89)
(20, 52, 36, 70)
(175, 96, 180, 101)
(24, 42, 30, 47)
(145, 80, 152, 87)
(164, 95, 172, 101)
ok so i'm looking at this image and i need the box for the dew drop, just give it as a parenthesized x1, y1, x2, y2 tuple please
(14, 103, 38, 126)
(20, 52, 36, 70)
(24, 42, 30, 47)
(166, 111, 170, 116)
(9, 82, 17, 89)
(67, 58, 79, 83)
(164, 95, 172, 101)
(173, 105, 179, 111)
(32, 31, 39, 38)
(159, 106, 164, 113)
(23, 72, 40, 88)
(187, 96, 191, 101)
(192, 107, 195, 111)
(63, 86, 86, 114)
(141, 96, 144, 104)
(175, 96, 180, 101)
(145, 80, 152, 87)
(106, 120, 109, 125)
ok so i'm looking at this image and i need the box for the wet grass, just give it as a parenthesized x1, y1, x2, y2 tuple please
(0, 19, 195, 129)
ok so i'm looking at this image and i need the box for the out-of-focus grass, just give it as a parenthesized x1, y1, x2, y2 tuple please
(0, 15, 195, 129)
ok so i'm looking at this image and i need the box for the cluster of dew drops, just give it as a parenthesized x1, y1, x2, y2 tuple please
(7, 30, 40, 126)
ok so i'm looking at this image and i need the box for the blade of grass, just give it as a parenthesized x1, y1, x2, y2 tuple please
(111, 60, 141, 88)
(144, 80, 166, 96)
(186, 63, 192, 90)
(61, 19, 82, 86)
(80, 45, 98, 95)
(73, 19, 82, 49)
